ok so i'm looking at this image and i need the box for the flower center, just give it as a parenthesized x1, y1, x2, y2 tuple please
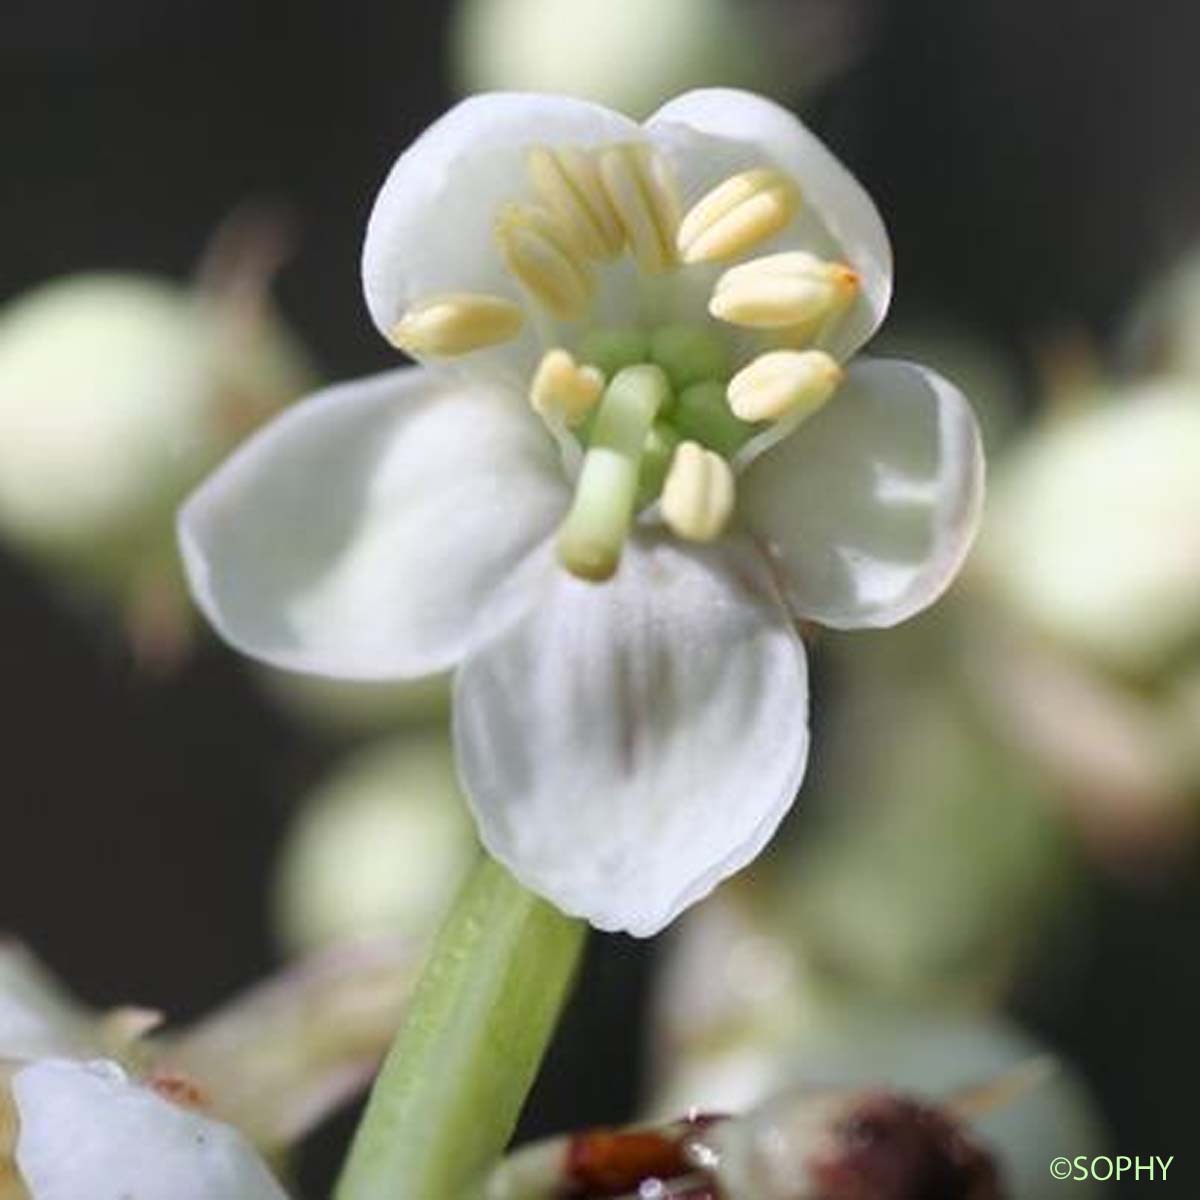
(387, 141, 863, 581)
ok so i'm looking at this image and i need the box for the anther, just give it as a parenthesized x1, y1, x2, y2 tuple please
(677, 168, 800, 265)
(387, 293, 524, 357)
(530, 349, 605, 427)
(528, 146, 624, 261)
(660, 441, 736, 543)
(495, 203, 594, 320)
(727, 350, 842, 423)
(709, 251, 859, 331)
(598, 144, 682, 275)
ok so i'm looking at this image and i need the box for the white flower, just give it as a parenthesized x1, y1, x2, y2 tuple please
(4, 1059, 288, 1200)
(0, 939, 417, 1163)
(179, 89, 984, 936)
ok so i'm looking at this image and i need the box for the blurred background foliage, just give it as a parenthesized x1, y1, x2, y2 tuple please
(3, 0, 1200, 1195)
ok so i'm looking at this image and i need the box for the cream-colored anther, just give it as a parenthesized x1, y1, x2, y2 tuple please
(495, 203, 594, 320)
(660, 441, 736, 543)
(530, 349, 605, 427)
(387, 293, 524, 357)
(710, 251, 859, 329)
(598, 144, 681, 275)
(677, 168, 800, 265)
(528, 146, 624, 261)
(727, 350, 842, 423)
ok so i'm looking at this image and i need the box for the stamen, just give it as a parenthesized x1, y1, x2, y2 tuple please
(495, 203, 594, 320)
(660, 441, 736, 543)
(674, 380, 758, 457)
(557, 364, 671, 581)
(677, 169, 800, 265)
(598, 144, 681, 275)
(709, 251, 859, 330)
(727, 350, 842, 423)
(530, 349, 605, 427)
(578, 326, 651, 379)
(650, 323, 730, 391)
(387, 293, 524, 357)
(528, 146, 624, 261)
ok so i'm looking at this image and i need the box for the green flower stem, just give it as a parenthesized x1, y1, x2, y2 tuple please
(335, 856, 586, 1200)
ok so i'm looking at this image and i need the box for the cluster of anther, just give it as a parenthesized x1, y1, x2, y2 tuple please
(388, 140, 861, 583)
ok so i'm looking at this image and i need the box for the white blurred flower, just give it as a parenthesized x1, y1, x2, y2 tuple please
(652, 896, 1108, 1199)
(273, 734, 475, 952)
(4, 1059, 288, 1200)
(180, 89, 983, 936)
(0, 939, 416, 1163)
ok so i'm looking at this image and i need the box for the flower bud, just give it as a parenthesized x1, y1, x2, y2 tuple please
(0, 273, 314, 647)
(272, 734, 475, 953)
(450, 0, 761, 119)
(979, 380, 1200, 677)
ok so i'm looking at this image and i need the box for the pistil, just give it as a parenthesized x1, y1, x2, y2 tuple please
(557, 363, 671, 581)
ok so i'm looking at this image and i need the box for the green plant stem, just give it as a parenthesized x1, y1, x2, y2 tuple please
(335, 855, 586, 1200)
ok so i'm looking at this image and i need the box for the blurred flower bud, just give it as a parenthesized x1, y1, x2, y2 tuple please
(978, 382, 1200, 679)
(787, 687, 1075, 1005)
(272, 733, 476, 953)
(0, 268, 314, 661)
(450, 0, 761, 117)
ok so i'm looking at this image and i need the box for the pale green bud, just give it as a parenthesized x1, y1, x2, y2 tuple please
(0, 273, 313, 598)
(450, 0, 761, 118)
(979, 380, 1200, 678)
(272, 734, 475, 953)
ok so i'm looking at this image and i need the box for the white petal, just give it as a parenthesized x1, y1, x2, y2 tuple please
(363, 93, 640, 383)
(13, 1059, 288, 1200)
(454, 535, 809, 937)
(180, 368, 568, 680)
(740, 358, 984, 630)
(646, 88, 892, 360)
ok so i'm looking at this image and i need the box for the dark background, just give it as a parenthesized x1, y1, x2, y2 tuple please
(3, 1, 1200, 1194)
